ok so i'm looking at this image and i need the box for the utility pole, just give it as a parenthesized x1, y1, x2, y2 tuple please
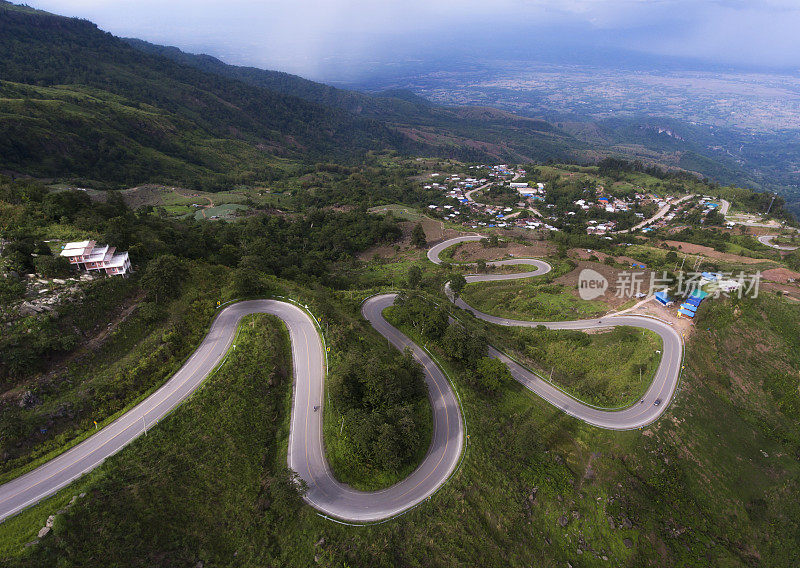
(766, 194, 776, 215)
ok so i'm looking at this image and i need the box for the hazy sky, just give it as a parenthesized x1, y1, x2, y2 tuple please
(25, 0, 800, 80)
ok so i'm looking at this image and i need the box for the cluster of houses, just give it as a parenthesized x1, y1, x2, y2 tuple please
(59, 240, 132, 276)
(488, 164, 518, 177)
(423, 173, 485, 202)
(424, 166, 560, 232)
(574, 195, 632, 214)
(586, 220, 618, 235)
(512, 181, 546, 200)
(420, 167, 697, 237)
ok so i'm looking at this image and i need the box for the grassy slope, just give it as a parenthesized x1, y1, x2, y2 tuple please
(0, 313, 295, 564)
(0, 264, 225, 483)
(1, 294, 799, 566)
(460, 277, 609, 321)
(492, 324, 663, 408)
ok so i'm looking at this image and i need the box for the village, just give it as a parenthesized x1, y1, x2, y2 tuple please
(420, 164, 730, 236)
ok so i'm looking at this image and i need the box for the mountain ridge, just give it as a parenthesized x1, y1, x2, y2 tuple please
(0, 0, 783, 203)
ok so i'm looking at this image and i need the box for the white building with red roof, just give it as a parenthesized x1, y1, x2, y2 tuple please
(60, 240, 132, 276)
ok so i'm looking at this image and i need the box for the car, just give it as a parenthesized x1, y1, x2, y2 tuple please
(653, 398, 662, 406)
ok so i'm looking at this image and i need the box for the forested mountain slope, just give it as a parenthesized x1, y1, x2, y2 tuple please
(0, 1, 421, 188)
(0, 1, 587, 190)
(127, 38, 581, 163)
(1, 0, 774, 203)
(123, 38, 433, 121)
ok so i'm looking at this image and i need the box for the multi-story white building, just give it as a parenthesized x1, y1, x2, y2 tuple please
(60, 240, 132, 276)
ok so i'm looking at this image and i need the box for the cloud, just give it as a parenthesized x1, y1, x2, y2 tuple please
(25, 0, 800, 76)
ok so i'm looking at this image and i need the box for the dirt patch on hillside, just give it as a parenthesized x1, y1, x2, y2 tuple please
(118, 185, 170, 208)
(448, 240, 553, 262)
(749, 268, 800, 301)
(662, 241, 769, 265)
(762, 267, 800, 284)
(553, 262, 637, 310)
(570, 249, 640, 267)
(358, 220, 463, 261)
(420, 218, 463, 243)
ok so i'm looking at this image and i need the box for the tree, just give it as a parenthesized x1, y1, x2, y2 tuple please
(0, 275, 25, 303)
(261, 467, 307, 522)
(441, 324, 487, 365)
(411, 223, 427, 248)
(0, 202, 25, 235)
(706, 210, 725, 226)
(476, 258, 487, 273)
(407, 265, 422, 288)
(34, 241, 51, 256)
(229, 267, 264, 298)
(786, 249, 800, 272)
(449, 274, 467, 298)
(34, 255, 71, 278)
(140, 254, 186, 303)
(474, 357, 511, 392)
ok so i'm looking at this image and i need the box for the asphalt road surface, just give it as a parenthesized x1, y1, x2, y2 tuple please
(430, 236, 684, 429)
(0, 299, 462, 524)
(758, 234, 799, 251)
(0, 234, 683, 524)
(613, 194, 695, 234)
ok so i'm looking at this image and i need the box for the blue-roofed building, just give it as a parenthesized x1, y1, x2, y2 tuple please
(654, 290, 673, 306)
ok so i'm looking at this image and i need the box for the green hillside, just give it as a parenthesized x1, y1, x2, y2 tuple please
(0, 0, 587, 191)
(124, 38, 433, 121)
(0, 1, 420, 188)
(123, 38, 587, 163)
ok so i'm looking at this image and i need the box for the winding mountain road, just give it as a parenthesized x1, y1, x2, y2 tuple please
(430, 236, 683, 428)
(0, 235, 684, 525)
(0, 299, 461, 524)
(758, 234, 799, 251)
